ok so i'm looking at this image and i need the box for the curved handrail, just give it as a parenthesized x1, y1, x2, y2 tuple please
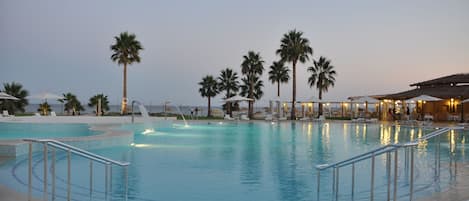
(23, 138, 130, 166)
(315, 127, 461, 171)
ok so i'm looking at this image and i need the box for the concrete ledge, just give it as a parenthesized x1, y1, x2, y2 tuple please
(0, 124, 134, 157)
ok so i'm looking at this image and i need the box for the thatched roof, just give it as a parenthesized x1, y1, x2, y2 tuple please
(382, 85, 469, 100)
(410, 73, 469, 87)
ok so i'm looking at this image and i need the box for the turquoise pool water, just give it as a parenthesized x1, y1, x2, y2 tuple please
(0, 121, 467, 201)
(0, 122, 100, 139)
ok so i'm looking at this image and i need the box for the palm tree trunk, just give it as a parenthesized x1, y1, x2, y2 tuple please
(249, 81, 254, 118)
(208, 97, 211, 117)
(318, 89, 323, 117)
(277, 82, 280, 97)
(227, 89, 231, 116)
(121, 63, 128, 115)
(291, 61, 297, 120)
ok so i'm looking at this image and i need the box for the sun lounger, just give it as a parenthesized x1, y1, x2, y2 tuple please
(2, 110, 13, 117)
(224, 114, 235, 120)
(265, 114, 273, 121)
(313, 115, 325, 122)
(51, 111, 57, 116)
(240, 114, 250, 121)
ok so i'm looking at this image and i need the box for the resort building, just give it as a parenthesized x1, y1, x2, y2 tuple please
(378, 73, 469, 122)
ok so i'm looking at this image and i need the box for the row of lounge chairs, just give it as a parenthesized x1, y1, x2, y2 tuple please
(1, 110, 57, 118)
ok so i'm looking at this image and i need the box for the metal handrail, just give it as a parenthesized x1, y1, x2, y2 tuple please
(316, 127, 454, 170)
(315, 126, 464, 201)
(23, 138, 130, 201)
(24, 138, 129, 166)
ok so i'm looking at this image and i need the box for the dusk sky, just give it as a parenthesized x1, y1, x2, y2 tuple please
(1, 0, 468, 106)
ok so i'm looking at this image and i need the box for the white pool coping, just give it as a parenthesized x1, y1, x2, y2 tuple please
(0, 116, 176, 157)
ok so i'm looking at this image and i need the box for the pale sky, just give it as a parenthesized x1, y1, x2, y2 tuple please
(1, 0, 468, 106)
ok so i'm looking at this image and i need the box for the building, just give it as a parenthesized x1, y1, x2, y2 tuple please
(379, 73, 469, 121)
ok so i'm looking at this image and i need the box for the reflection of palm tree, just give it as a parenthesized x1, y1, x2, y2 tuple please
(198, 75, 218, 117)
(241, 51, 264, 118)
(0, 82, 29, 114)
(110, 32, 143, 114)
(276, 30, 313, 119)
(218, 68, 239, 115)
(307, 56, 336, 116)
(268, 61, 289, 97)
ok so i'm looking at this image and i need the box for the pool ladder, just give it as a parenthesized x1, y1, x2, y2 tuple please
(315, 126, 464, 201)
(23, 139, 130, 201)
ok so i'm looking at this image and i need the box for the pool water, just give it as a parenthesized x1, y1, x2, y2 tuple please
(0, 121, 467, 201)
(0, 122, 100, 139)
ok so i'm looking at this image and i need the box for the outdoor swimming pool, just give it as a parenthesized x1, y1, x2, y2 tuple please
(0, 121, 467, 201)
(0, 122, 100, 139)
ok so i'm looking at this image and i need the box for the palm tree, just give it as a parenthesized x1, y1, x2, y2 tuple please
(60, 93, 84, 115)
(37, 102, 51, 116)
(198, 75, 218, 117)
(218, 68, 239, 116)
(88, 94, 110, 116)
(241, 51, 264, 118)
(276, 30, 313, 119)
(268, 61, 290, 97)
(0, 82, 29, 115)
(240, 75, 264, 105)
(110, 31, 143, 115)
(307, 56, 337, 117)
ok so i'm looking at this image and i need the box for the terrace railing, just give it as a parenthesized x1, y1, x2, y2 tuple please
(23, 139, 130, 201)
(315, 126, 464, 201)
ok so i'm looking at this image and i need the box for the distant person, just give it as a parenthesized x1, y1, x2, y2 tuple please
(388, 108, 394, 120)
(190, 109, 194, 119)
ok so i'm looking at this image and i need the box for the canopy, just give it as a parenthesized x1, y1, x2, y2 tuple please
(223, 95, 254, 102)
(406, 94, 442, 102)
(462, 99, 469, 103)
(28, 92, 62, 101)
(0, 92, 20, 100)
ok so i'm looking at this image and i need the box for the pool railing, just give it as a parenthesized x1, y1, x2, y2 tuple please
(23, 138, 130, 201)
(315, 126, 464, 201)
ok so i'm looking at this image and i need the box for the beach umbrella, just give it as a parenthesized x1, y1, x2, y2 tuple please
(223, 95, 254, 102)
(28, 92, 62, 102)
(462, 99, 469, 103)
(0, 92, 20, 100)
(406, 95, 442, 102)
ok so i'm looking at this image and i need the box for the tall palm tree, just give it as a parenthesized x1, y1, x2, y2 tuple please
(218, 68, 239, 116)
(110, 32, 143, 115)
(307, 56, 337, 116)
(276, 30, 313, 119)
(268, 61, 290, 97)
(240, 75, 264, 105)
(88, 94, 110, 116)
(241, 51, 264, 118)
(0, 82, 29, 114)
(198, 75, 218, 117)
